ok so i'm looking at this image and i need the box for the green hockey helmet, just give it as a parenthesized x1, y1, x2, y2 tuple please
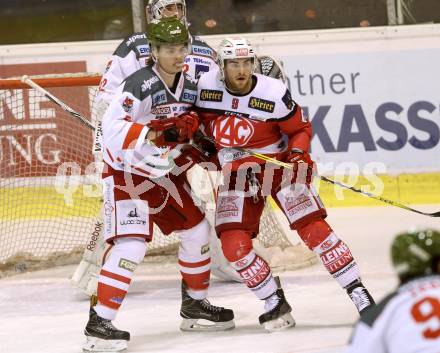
(391, 229, 440, 282)
(146, 17, 189, 47)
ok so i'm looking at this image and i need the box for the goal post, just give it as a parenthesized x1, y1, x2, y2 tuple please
(0, 73, 316, 276)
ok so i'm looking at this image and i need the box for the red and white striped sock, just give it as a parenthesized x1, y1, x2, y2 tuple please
(95, 237, 147, 320)
(177, 219, 211, 299)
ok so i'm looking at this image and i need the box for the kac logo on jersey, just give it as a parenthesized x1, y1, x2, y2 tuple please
(182, 89, 197, 103)
(200, 89, 223, 102)
(248, 97, 275, 113)
(212, 114, 255, 147)
(136, 45, 150, 56)
(122, 97, 134, 112)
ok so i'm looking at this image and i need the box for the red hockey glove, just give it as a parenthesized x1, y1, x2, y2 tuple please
(178, 111, 199, 141)
(285, 148, 316, 184)
(147, 112, 199, 147)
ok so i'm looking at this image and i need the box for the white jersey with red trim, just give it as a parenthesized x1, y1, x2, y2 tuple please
(102, 64, 197, 178)
(195, 68, 312, 169)
(96, 33, 217, 104)
(346, 275, 440, 353)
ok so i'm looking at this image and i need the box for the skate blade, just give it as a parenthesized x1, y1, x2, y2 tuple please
(262, 313, 296, 332)
(180, 318, 235, 332)
(83, 336, 128, 353)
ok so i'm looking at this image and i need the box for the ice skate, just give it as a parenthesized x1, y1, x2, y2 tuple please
(180, 281, 235, 331)
(259, 277, 295, 332)
(346, 280, 375, 315)
(83, 307, 130, 353)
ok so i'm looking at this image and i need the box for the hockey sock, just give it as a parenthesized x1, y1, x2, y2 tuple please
(178, 219, 211, 300)
(95, 237, 147, 320)
(221, 230, 277, 300)
(297, 219, 361, 288)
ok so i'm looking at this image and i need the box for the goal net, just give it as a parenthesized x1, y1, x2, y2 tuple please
(0, 73, 316, 276)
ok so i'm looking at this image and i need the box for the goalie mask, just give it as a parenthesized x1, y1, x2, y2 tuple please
(391, 229, 440, 282)
(146, 0, 187, 25)
(216, 37, 257, 84)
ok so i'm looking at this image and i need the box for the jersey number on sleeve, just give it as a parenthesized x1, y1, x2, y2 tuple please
(410, 296, 440, 339)
(99, 78, 108, 92)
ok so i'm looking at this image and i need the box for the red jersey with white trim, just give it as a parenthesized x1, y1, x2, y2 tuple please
(195, 68, 312, 169)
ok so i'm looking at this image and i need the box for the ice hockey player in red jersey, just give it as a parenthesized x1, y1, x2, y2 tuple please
(82, 18, 234, 353)
(195, 38, 375, 331)
(347, 229, 440, 353)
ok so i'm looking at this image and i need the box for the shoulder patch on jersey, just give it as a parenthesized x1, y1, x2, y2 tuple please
(282, 89, 295, 110)
(200, 89, 223, 102)
(248, 97, 275, 113)
(122, 97, 134, 112)
(359, 291, 398, 327)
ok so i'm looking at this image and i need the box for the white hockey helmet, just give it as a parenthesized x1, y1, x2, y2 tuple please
(217, 37, 257, 82)
(146, 0, 187, 24)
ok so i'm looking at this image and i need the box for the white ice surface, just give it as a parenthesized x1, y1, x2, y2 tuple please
(1, 205, 439, 353)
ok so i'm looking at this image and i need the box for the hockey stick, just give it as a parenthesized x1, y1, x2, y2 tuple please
(21, 75, 96, 131)
(19, 76, 438, 218)
(201, 136, 440, 218)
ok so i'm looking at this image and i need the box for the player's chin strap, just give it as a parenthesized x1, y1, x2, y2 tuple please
(199, 135, 440, 218)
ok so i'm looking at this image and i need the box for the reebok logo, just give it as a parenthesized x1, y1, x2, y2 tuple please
(86, 221, 103, 251)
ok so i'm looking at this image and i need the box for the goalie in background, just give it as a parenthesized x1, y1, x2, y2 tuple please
(346, 229, 440, 353)
(82, 18, 234, 353)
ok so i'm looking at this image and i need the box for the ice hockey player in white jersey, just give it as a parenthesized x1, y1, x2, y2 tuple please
(72, 0, 240, 300)
(194, 38, 376, 331)
(82, 18, 234, 353)
(347, 229, 440, 353)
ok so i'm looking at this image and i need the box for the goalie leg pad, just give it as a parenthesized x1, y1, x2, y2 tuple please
(95, 237, 147, 320)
